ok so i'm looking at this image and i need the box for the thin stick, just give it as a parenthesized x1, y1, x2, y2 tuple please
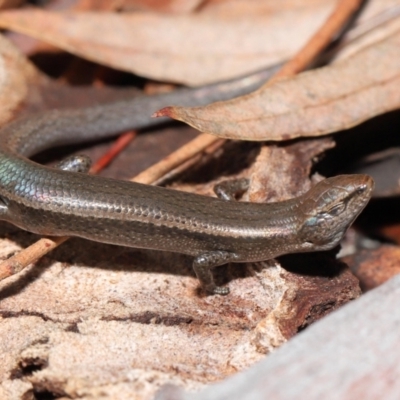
(270, 0, 364, 82)
(0, 0, 364, 282)
(152, 138, 225, 186)
(0, 236, 69, 281)
(89, 130, 137, 174)
(133, 133, 218, 184)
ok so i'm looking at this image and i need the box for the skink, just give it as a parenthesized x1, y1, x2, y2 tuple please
(0, 104, 374, 294)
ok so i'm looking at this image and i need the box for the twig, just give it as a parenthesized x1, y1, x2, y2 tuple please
(270, 0, 364, 82)
(133, 134, 220, 184)
(319, 4, 400, 64)
(0, 0, 364, 282)
(0, 236, 68, 281)
(89, 130, 137, 174)
(152, 138, 225, 186)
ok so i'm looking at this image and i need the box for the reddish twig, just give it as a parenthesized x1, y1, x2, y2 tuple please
(89, 130, 137, 174)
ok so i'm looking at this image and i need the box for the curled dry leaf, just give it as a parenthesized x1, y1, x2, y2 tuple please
(0, 5, 336, 85)
(156, 30, 400, 140)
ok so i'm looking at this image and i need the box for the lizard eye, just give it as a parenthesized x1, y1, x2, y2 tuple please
(328, 202, 346, 216)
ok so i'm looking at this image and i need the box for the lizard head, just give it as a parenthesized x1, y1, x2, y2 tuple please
(297, 174, 374, 251)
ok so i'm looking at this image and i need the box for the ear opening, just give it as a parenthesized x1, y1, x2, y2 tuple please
(0, 196, 9, 212)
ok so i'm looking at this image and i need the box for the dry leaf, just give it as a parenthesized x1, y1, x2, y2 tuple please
(0, 1, 396, 85)
(119, 0, 205, 13)
(0, 0, 23, 9)
(201, 0, 400, 17)
(72, 0, 125, 11)
(200, 0, 335, 16)
(156, 30, 400, 140)
(0, 5, 336, 85)
(71, 0, 203, 12)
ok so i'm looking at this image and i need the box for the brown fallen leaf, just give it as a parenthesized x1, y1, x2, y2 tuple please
(0, 1, 396, 85)
(0, 5, 336, 85)
(6, 0, 123, 58)
(71, 0, 124, 11)
(156, 30, 400, 140)
(0, 0, 23, 10)
(200, 0, 333, 16)
(119, 0, 205, 13)
(200, 0, 396, 18)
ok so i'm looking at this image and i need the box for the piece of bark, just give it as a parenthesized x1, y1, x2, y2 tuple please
(0, 232, 360, 399)
(343, 244, 400, 291)
(172, 137, 334, 202)
(156, 274, 400, 400)
(244, 138, 334, 203)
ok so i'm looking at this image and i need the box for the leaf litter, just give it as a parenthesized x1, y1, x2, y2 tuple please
(156, 30, 400, 141)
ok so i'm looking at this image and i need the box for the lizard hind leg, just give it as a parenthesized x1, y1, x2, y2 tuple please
(193, 251, 239, 295)
(213, 178, 249, 201)
(55, 154, 92, 173)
